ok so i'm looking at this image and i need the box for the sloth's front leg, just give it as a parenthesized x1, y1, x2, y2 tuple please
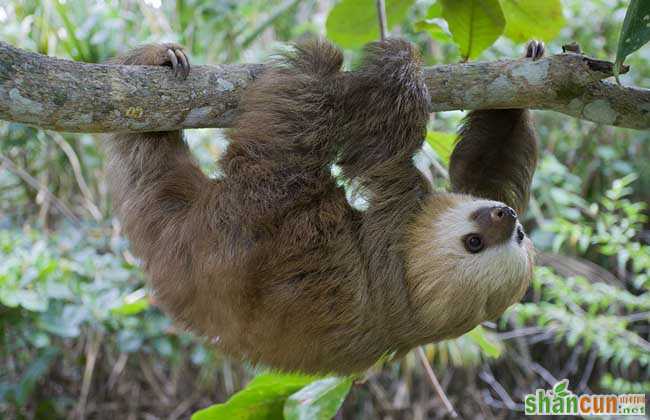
(106, 42, 210, 275)
(449, 40, 544, 215)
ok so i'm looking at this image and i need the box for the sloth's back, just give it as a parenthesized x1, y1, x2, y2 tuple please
(145, 177, 393, 373)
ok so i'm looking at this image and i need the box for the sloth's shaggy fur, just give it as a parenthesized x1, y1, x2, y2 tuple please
(107, 38, 537, 374)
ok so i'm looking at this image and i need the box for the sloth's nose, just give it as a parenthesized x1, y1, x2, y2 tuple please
(472, 205, 518, 245)
(490, 205, 517, 223)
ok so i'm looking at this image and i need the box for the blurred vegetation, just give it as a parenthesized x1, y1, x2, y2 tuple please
(0, 0, 648, 419)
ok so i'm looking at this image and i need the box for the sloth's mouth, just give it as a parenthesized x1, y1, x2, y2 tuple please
(516, 225, 525, 244)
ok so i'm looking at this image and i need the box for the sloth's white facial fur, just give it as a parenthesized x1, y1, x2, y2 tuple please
(405, 193, 534, 344)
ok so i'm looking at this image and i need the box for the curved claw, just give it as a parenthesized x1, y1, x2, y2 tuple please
(166, 49, 180, 78)
(175, 49, 190, 79)
(525, 40, 545, 60)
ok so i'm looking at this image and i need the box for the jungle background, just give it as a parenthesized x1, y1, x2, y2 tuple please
(0, 0, 648, 419)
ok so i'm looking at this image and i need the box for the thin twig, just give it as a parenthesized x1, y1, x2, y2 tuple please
(75, 329, 104, 420)
(479, 367, 523, 411)
(416, 346, 458, 418)
(578, 348, 598, 392)
(622, 329, 650, 352)
(240, 0, 302, 49)
(621, 311, 650, 323)
(167, 393, 199, 420)
(495, 326, 550, 340)
(107, 352, 129, 391)
(560, 342, 583, 378)
(0, 152, 80, 225)
(50, 132, 103, 221)
(139, 354, 171, 404)
(37, 142, 53, 227)
(529, 362, 558, 387)
(392, 380, 410, 409)
(376, 0, 388, 41)
(367, 378, 393, 412)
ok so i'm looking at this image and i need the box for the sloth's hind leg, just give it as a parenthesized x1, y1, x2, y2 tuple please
(219, 38, 350, 227)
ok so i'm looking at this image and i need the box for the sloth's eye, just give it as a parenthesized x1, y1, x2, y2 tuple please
(464, 234, 484, 253)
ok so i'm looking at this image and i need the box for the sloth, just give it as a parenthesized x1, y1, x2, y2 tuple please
(106, 37, 541, 374)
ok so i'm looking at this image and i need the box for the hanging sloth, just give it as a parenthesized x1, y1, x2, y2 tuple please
(106, 37, 542, 374)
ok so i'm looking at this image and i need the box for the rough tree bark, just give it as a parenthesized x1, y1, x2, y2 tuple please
(0, 41, 649, 132)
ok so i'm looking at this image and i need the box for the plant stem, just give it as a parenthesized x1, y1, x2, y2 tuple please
(376, 0, 388, 40)
(417, 346, 459, 418)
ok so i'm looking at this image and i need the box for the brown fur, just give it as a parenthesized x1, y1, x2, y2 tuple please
(106, 39, 536, 374)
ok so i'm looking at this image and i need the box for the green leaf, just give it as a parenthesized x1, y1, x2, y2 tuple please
(110, 298, 148, 316)
(426, 1, 443, 18)
(615, 0, 650, 75)
(440, 0, 505, 60)
(415, 20, 453, 43)
(466, 325, 503, 358)
(38, 306, 86, 338)
(110, 288, 150, 316)
(499, 0, 565, 43)
(415, 3, 453, 43)
(425, 130, 457, 165)
(326, 0, 416, 49)
(1, 290, 48, 312)
(192, 373, 317, 420)
(284, 377, 353, 420)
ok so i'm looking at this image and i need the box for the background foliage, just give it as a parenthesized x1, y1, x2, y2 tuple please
(0, 0, 648, 419)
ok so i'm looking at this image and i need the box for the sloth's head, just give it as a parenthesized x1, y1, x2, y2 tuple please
(405, 193, 534, 344)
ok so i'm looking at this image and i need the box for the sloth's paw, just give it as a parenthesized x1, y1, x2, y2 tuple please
(524, 40, 545, 60)
(159, 44, 190, 80)
(115, 43, 190, 79)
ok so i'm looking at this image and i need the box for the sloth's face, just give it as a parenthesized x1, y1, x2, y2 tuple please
(405, 194, 534, 343)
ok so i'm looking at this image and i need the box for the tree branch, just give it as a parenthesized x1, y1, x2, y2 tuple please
(1, 41, 648, 132)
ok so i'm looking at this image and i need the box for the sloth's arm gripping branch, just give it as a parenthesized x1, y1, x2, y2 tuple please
(105, 44, 214, 266)
(448, 41, 543, 215)
(448, 109, 538, 215)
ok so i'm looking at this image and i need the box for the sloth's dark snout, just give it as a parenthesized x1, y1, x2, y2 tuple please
(490, 205, 517, 222)
(472, 205, 518, 246)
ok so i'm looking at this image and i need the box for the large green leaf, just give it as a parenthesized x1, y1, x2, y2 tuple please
(326, 0, 416, 49)
(440, 0, 505, 60)
(499, 0, 565, 43)
(284, 377, 353, 420)
(415, 3, 453, 43)
(615, 0, 650, 74)
(191, 373, 316, 420)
